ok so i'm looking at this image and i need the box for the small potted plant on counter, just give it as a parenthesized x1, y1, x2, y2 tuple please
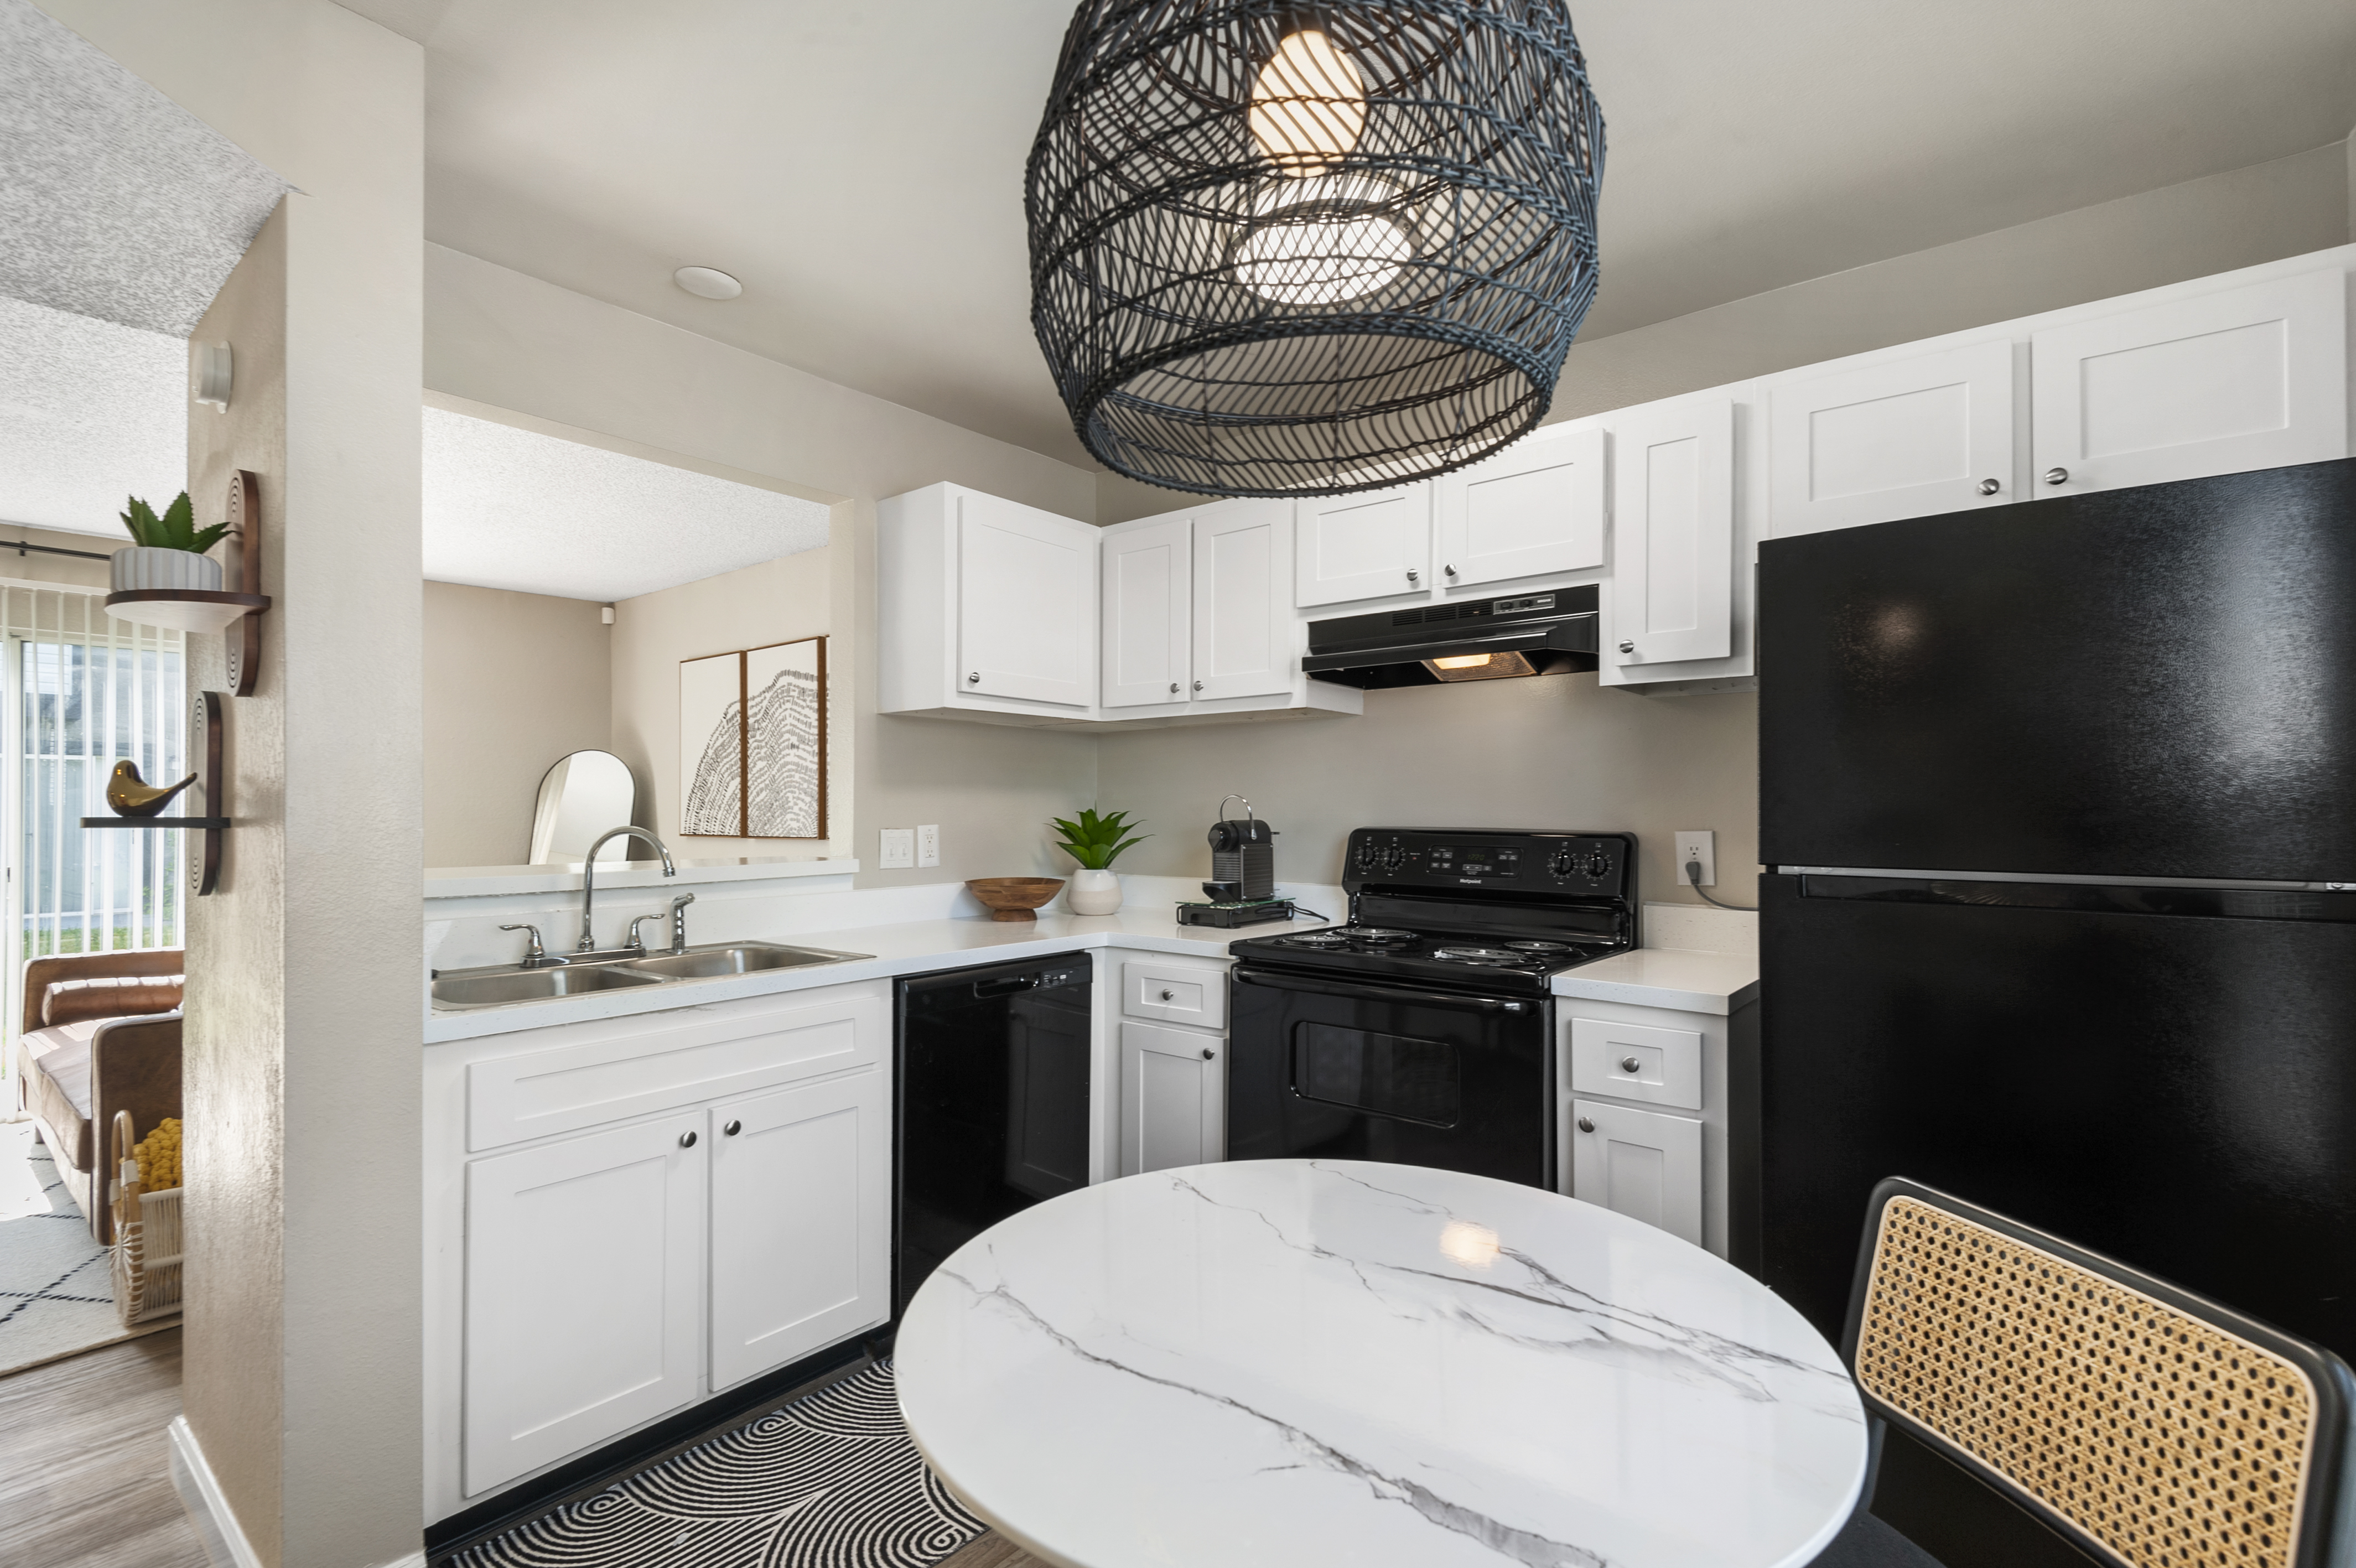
(1050, 807, 1146, 915)
(111, 492, 226, 595)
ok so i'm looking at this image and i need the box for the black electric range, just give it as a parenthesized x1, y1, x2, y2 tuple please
(1224, 828, 1636, 1187)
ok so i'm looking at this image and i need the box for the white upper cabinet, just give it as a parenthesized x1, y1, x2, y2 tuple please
(1101, 516, 1192, 708)
(958, 491, 1097, 706)
(2032, 269, 2348, 497)
(1294, 485, 1431, 606)
(1192, 500, 1294, 700)
(1607, 398, 1736, 671)
(1768, 339, 2017, 535)
(1433, 424, 1607, 588)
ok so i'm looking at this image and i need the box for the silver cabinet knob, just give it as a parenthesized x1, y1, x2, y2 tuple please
(1192, 679, 1203, 691)
(2044, 467, 2069, 485)
(1977, 478, 2000, 496)
(1620, 1056, 1641, 1073)
(1406, 568, 1419, 583)
(724, 1119, 742, 1136)
(1617, 640, 1634, 656)
(1201, 1047, 1215, 1061)
(967, 671, 980, 683)
(1169, 682, 1180, 693)
(1576, 1117, 1595, 1133)
(1160, 989, 1175, 1001)
(679, 1130, 698, 1148)
(1444, 564, 1458, 576)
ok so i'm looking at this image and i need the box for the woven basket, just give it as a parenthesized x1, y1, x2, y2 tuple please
(108, 1111, 184, 1327)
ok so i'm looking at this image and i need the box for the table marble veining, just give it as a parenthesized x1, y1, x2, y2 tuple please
(896, 1160, 1866, 1568)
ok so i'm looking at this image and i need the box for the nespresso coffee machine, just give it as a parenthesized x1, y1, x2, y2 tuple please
(1177, 794, 1296, 928)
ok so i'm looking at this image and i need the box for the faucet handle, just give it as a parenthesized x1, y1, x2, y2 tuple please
(499, 923, 546, 964)
(625, 913, 661, 953)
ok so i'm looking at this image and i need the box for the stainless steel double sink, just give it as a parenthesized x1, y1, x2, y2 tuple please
(430, 941, 873, 1011)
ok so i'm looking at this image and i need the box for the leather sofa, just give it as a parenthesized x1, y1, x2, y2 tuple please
(13, 949, 184, 1244)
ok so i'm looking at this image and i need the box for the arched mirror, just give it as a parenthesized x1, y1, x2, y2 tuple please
(528, 750, 640, 864)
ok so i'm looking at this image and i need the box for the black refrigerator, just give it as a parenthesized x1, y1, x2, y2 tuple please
(1759, 459, 2356, 1561)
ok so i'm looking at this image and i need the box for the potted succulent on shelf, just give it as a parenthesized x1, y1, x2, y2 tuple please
(111, 492, 226, 595)
(1050, 807, 1147, 915)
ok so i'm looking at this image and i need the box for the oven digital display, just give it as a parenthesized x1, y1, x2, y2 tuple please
(1426, 845, 1516, 879)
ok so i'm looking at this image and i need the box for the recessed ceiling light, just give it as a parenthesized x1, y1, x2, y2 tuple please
(673, 266, 743, 300)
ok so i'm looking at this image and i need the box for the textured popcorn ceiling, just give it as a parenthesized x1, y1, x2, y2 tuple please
(0, 0, 291, 336)
(422, 408, 829, 602)
(0, 295, 187, 539)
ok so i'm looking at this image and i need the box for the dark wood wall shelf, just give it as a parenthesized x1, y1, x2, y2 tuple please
(80, 691, 230, 894)
(100, 471, 269, 695)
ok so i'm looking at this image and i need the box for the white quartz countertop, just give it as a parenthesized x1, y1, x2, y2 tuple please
(1553, 945, 1759, 1014)
(896, 1160, 1866, 1568)
(424, 905, 1338, 1044)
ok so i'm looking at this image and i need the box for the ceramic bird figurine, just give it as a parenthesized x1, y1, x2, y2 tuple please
(106, 760, 198, 818)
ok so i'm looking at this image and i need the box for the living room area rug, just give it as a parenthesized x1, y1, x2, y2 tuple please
(0, 1119, 169, 1376)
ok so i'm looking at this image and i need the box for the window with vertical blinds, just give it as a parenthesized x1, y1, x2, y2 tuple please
(12, 585, 186, 959)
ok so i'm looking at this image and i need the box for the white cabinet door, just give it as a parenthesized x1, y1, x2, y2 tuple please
(1570, 1098, 1702, 1247)
(1101, 516, 1191, 708)
(1294, 485, 1431, 606)
(708, 1068, 890, 1390)
(1192, 499, 1294, 700)
(464, 1112, 704, 1495)
(2032, 269, 2348, 497)
(1433, 425, 1606, 587)
(1768, 339, 2016, 534)
(957, 490, 1096, 707)
(1607, 399, 1735, 669)
(1119, 1021, 1223, 1176)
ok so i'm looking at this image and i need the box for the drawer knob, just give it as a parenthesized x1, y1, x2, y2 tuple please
(1977, 477, 2000, 496)
(1576, 1116, 1595, 1133)
(1620, 1056, 1641, 1072)
(1201, 1048, 1215, 1061)
(679, 1130, 698, 1149)
(724, 1119, 742, 1136)
(1169, 682, 1179, 693)
(1406, 568, 1419, 583)
(1617, 640, 1634, 656)
(967, 671, 980, 683)
(2044, 466, 2069, 486)
(1192, 679, 1204, 691)
(1159, 989, 1175, 1001)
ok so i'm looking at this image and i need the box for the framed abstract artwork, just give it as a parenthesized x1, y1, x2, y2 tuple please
(678, 636, 827, 839)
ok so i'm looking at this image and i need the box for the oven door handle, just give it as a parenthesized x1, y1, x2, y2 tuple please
(1233, 970, 1533, 1013)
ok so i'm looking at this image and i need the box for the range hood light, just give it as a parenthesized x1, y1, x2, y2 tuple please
(1424, 651, 1538, 682)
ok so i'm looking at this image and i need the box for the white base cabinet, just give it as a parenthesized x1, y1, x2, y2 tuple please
(428, 982, 892, 1520)
(1112, 952, 1229, 1175)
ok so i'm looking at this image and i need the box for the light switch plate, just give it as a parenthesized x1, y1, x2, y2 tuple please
(916, 824, 940, 868)
(1675, 829, 1716, 887)
(880, 828, 915, 869)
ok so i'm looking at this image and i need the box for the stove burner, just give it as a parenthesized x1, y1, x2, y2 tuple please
(1429, 946, 1525, 964)
(1338, 927, 1416, 943)
(1285, 930, 1351, 947)
(1506, 940, 1572, 954)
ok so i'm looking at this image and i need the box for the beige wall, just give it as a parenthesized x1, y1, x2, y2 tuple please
(610, 544, 847, 861)
(423, 580, 610, 866)
(425, 245, 1101, 889)
(40, 3, 427, 1565)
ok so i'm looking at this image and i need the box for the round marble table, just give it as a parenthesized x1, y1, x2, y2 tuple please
(896, 1160, 1868, 1568)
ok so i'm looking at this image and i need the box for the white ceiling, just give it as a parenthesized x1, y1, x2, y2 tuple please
(0, 295, 186, 539)
(342, 0, 2356, 470)
(422, 406, 829, 601)
(0, 0, 290, 336)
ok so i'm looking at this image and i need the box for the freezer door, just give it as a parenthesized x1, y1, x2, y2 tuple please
(1760, 457, 2356, 881)
(1759, 874, 2356, 1361)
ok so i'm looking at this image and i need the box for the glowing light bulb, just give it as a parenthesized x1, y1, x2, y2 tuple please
(1250, 29, 1367, 175)
(1431, 655, 1493, 670)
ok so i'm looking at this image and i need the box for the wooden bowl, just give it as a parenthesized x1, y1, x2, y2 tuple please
(966, 878, 1065, 922)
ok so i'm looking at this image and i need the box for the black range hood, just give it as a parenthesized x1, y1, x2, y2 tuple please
(1303, 585, 1600, 689)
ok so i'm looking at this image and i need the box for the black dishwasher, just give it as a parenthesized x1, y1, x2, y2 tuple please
(894, 953, 1092, 1318)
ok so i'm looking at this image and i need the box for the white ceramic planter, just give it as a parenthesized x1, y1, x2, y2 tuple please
(110, 547, 223, 595)
(1066, 868, 1123, 915)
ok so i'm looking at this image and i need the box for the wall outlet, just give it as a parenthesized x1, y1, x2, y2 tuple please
(916, 824, 940, 868)
(1675, 829, 1717, 888)
(879, 828, 915, 869)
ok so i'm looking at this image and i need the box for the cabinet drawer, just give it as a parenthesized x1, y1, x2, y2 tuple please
(468, 987, 885, 1152)
(1123, 960, 1227, 1029)
(1570, 1099, 1703, 1247)
(1569, 1016, 1701, 1109)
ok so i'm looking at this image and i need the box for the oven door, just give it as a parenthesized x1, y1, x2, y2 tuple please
(1226, 967, 1551, 1188)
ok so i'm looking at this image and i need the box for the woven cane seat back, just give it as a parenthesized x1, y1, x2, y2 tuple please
(1854, 1195, 2319, 1568)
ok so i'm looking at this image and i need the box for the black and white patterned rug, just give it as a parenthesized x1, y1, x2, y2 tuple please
(450, 1360, 988, 1568)
(0, 1119, 167, 1374)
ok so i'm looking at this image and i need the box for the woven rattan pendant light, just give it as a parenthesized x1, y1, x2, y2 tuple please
(1027, 1, 1605, 498)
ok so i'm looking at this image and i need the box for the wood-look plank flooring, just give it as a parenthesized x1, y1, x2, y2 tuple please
(940, 1533, 1050, 1568)
(0, 1327, 206, 1568)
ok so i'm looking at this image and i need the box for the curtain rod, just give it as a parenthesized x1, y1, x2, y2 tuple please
(0, 522, 116, 562)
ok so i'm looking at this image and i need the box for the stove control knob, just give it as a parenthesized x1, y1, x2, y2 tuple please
(1586, 852, 1610, 876)
(1548, 850, 1575, 876)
